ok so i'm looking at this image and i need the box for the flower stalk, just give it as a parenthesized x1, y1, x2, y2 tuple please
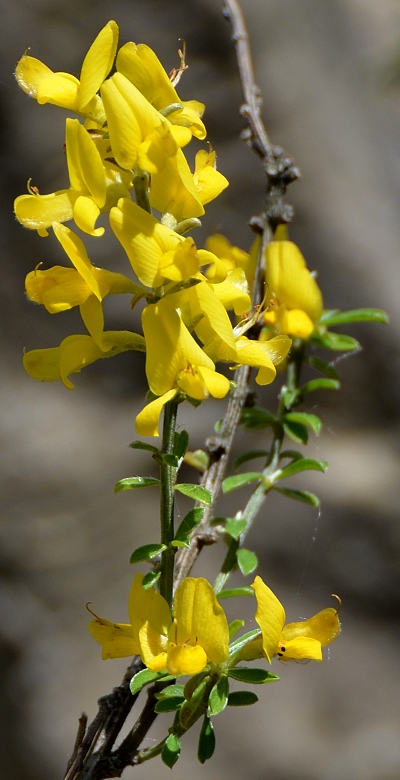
(159, 400, 179, 606)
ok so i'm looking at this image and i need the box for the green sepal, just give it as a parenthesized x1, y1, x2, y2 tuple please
(198, 716, 216, 764)
(303, 355, 339, 379)
(218, 587, 254, 600)
(155, 685, 185, 700)
(228, 619, 245, 639)
(155, 696, 184, 713)
(130, 668, 172, 696)
(240, 406, 277, 429)
(227, 667, 279, 684)
(161, 733, 181, 768)
(229, 628, 261, 656)
(141, 571, 161, 589)
(208, 675, 229, 716)
(311, 331, 360, 351)
(129, 441, 159, 454)
(233, 450, 269, 469)
(174, 507, 204, 544)
(174, 483, 213, 506)
(276, 458, 328, 480)
(114, 476, 160, 492)
(130, 543, 167, 564)
(284, 412, 322, 436)
(222, 472, 263, 494)
(283, 420, 308, 445)
(273, 486, 320, 507)
(301, 378, 341, 394)
(225, 518, 247, 539)
(174, 430, 189, 459)
(319, 307, 388, 326)
(227, 691, 259, 706)
(183, 672, 208, 702)
(236, 548, 258, 576)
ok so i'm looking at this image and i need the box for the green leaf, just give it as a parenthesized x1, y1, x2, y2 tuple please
(225, 518, 247, 539)
(227, 667, 279, 684)
(303, 355, 339, 379)
(129, 441, 159, 454)
(155, 685, 185, 700)
(171, 539, 190, 549)
(240, 406, 277, 429)
(174, 430, 189, 459)
(208, 675, 229, 716)
(162, 733, 181, 768)
(160, 453, 179, 467)
(184, 449, 209, 472)
(276, 458, 328, 480)
(174, 507, 204, 541)
(155, 696, 184, 713)
(284, 412, 322, 436)
(130, 669, 170, 696)
(228, 629, 261, 655)
(198, 716, 216, 764)
(114, 476, 160, 492)
(227, 691, 259, 707)
(273, 486, 320, 507)
(130, 543, 166, 564)
(141, 571, 161, 589)
(280, 449, 304, 463)
(320, 307, 388, 326)
(236, 548, 258, 576)
(228, 619, 245, 639)
(282, 388, 301, 408)
(311, 331, 360, 351)
(218, 587, 254, 600)
(283, 420, 308, 445)
(222, 472, 263, 494)
(233, 450, 269, 469)
(174, 483, 213, 506)
(301, 378, 341, 394)
(183, 672, 208, 702)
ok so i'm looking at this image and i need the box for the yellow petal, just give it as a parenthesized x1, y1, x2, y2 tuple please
(25, 266, 90, 312)
(116, 42, 178, 110)
(266, 240, 323, 323)
(167, 643, 208, 676)
(79, 295, 104, 348)
(277, 636, 322, 662)
(53, 223, 102, 298)
(139, 622, 169, 670)
(210, 268, 251, 314)
(251, 576, 285, 664)
(79, 21, 119, 110)
(128, 572, 172, 640)
(37, 72, 80, 109)
(15, 54, 54, 96)
(135, 389, 179, 437)
(149, 148, 205, 221)
(284, 309, 315, 338)
(73, 196, 104, 236)
(66, 119, 106, 207)
(196, 366, 230, 398)
(174, 578, 229, 665)
(88, 618, 139, 659)
(281, 607, 341, 648)
(193, 149, 228, 205)
(14, 189, 77, 231)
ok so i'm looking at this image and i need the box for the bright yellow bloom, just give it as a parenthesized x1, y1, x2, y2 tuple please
(116, 42, 206, 142)
(14, 119, 132, 236)
(136, 298, 230, 436)
(110, 200, 217, 288)
(205, 234, 254, 284)
(15, 21, 118, 123)
(89, 574, 230, 675)
(264, 227, 323, 339)
(232, 334, 292, 385)
(23, 330, 145, 389)
(192, 149, 229, 206)
(251, 576, 341, 663)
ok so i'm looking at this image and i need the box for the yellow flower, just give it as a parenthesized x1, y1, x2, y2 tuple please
(251, 576, 341, 663)
(264, 226, 323, 339)
(192, 149, 229, 206)
(232, 334, 292, 385)
(136, 297, 230, 436)
(14, 119, 132, 236)
(15, 21, 118, 123)
(23, 330, 145, 389)
(116, 42, 206, 142)
(89, 574, 229, 675)
(205, 234, 254, 284)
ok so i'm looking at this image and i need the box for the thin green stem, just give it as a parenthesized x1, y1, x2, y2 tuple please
(159, 401, 178, 607)
(214, 343, 305, 594)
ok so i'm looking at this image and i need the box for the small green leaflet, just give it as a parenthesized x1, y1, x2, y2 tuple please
(273, 486, 320, 507)
(155, 685, 185, 700)
(275, 458, 328, 480)
(218, 587, 254, 600)
(198, 716, 216, 764)
(174, 507, 204, 543)
(129, 441, 159, 454)
(233, 450, 269, 469)
(161, 733, 181, 768)
(284, 412, 322, 436)
(114, 476, 160, 492)
(319, 307, 388, 326)
(236, 548, 258, 576)
(227, 691, 259, 706)
(130, 669, 173, 696)
(303, 355, 339, 379)
(174, 429, 189, 459)
(208, 675, 229, 716)
(311, 331, 360, 351)
(222, 472, 263, 494)
(227, 667, 279, 684)
(228, 619, 245, 639)
(155, 696, 184, 713)
(301, 378, 341, 394)
(240, 406, 277, 429)
(174, 483, 213, 506)
(130, 543, 166, 564)
(283, 420, 308, 445)
(225, 518, 247, 539)
(141, 571, 161, 589)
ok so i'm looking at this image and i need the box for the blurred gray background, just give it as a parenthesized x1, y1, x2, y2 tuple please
(1, 0, 400, 778)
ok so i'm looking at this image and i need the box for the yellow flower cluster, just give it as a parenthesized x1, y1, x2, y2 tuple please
(16, 22, 324, 435)
(88, 574, 340, 674)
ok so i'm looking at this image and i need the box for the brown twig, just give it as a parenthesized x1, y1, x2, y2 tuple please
(64, 2, 300, 777)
